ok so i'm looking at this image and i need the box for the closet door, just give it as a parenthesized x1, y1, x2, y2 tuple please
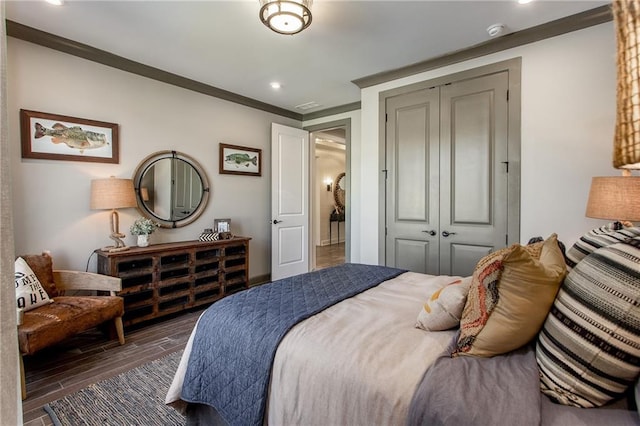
(384, 70, 510, 276)
(439, 71, 509, 276)
(385, 87, 440, 274)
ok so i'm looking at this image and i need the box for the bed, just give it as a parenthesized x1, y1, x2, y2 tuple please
(167, 226, 640, 426)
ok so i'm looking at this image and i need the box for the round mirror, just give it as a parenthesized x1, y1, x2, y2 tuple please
(133, 150, 210, 228)
(334, 172, 345, 212)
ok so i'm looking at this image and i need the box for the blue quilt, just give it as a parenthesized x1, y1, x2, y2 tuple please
(180, 263, 405, 426)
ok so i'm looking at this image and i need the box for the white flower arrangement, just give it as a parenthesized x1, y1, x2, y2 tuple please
(130, 217, 161, 235)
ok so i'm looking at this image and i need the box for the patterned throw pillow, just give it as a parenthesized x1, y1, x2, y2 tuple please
(415, 277, 472, 331)
(565, 222, 640, 271)
(454, 234, 566, 357)
(15, 257, 54, 312)
(536, 237, 640, 408)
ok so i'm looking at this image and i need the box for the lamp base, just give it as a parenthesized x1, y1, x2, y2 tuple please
(101, 245, 131, 253)
(99, 210, 131, 252)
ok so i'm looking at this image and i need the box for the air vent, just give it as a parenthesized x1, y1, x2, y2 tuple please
(295, 101, 321, 111)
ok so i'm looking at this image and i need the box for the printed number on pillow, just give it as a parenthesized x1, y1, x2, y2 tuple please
(15, 257, 53, 312)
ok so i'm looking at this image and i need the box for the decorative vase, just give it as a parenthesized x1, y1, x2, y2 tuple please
(137, 234, 149, 247)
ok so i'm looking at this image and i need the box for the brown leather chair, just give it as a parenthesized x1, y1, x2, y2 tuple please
(17, 252, 125, 399)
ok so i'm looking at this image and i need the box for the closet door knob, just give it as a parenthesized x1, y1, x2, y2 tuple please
(422, 230, 436, 236)
(442, 231, 457, 237)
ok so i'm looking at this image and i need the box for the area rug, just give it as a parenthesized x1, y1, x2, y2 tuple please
(44, 350, 184, 426)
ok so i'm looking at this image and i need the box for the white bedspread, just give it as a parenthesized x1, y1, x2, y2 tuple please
(167, 271, 460, 425)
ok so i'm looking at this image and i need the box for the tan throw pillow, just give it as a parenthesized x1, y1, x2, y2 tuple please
(15, 257, 54, 312)
(415, 277, 472, 331)
(454, 234, 566, 357)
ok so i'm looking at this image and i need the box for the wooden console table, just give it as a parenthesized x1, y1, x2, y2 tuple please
(96, 238, 250, 326)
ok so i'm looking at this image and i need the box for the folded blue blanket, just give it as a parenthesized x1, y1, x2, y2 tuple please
(180, 263, 405, 426)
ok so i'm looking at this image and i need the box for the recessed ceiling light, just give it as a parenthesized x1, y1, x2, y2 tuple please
(518, 0, 533, 4)
(270, 82, 281, 89)
(45, 0, 64, 5)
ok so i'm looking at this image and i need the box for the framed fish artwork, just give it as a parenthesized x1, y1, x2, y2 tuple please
(20, 109, 119, 164)
(219, 143, 261, 176)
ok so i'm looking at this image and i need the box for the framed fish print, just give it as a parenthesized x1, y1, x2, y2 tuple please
(219, 143, 261, 176)
(20, 109, 119, 163)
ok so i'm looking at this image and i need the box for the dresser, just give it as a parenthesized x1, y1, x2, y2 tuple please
(96, 238, 250, 326)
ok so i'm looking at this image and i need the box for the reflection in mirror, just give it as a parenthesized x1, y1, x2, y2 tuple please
(334, 172, 345, 212)
(133, 150, 209, 228)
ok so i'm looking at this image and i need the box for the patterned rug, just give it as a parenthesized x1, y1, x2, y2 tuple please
(44, 350, 184, 426)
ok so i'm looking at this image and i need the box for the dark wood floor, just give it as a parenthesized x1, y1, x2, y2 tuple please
(21, 308, 202, 426)
(21, 246, 344, 425)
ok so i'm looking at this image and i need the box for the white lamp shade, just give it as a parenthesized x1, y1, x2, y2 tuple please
(90, 177, 137, 210)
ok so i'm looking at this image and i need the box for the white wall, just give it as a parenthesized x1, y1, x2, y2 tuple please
(356, 22, 627, 264)
(8, 38, 300, 278)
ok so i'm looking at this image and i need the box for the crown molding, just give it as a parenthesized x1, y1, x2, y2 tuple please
(352, 5, 612, 89)
(6, 4, 613, 121)
(6, 20, 303, 121)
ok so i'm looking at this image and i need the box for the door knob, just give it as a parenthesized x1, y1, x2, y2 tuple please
(272, 219, 282, 224)
(442, 231, 457, 237)
(422, 230, 436, 236)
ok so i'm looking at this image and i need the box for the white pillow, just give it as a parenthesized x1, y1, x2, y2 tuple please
(15, 257, 53, 312)
(415, 277, 471, 331)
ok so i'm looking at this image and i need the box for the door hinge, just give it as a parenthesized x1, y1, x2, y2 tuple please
(385, 227, 388, 236)
(382, 169, 388, 179)
(506, 234, 509, 245)
(507, 89, 509, 101)
(501, 161, 509, 173)
(385, 113, 388, 122)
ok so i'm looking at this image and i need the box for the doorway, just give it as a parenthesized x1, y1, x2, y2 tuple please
(306, 119, 351, 270)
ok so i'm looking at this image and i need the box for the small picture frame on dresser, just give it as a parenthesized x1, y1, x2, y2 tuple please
(214, 219, 231, 233)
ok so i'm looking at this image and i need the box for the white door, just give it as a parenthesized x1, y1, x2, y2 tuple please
(271, 123, 310, 280)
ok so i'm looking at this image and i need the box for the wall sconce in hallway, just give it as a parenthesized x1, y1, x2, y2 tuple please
(324, 178, 333, 192)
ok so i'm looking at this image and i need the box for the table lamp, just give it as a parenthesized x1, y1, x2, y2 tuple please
(585, 176, 640, 225)
(90, 177, 137, 252)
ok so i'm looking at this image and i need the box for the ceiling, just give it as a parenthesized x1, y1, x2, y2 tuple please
(5, 1, 610, 116)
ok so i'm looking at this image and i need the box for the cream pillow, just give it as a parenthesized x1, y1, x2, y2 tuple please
(415, 277, 471, 331)
(454, 234, 566, 357)
(15, 257, 53, 312)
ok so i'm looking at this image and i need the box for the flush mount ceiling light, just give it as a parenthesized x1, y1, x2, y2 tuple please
(259, 0, 312, 35)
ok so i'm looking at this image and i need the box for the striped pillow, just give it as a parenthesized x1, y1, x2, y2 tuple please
(565, 222, 640, 271)
(536, 237, 640, 408)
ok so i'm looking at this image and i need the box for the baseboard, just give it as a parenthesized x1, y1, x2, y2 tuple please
(249, 274, 270, 287)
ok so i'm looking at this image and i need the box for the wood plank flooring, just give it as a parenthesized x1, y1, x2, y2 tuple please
(315, 242, 345, 270)
(21, 308, 202, 426)
(22, 245, 344, 425)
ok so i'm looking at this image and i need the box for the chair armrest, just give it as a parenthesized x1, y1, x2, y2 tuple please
(53, 270, 122, 295)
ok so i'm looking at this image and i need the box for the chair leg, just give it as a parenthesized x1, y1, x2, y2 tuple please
(114, 316, 125, 345)
(20, 354, 26, 400)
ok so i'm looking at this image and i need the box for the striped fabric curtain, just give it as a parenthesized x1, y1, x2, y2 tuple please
(0, 2, 21, 423)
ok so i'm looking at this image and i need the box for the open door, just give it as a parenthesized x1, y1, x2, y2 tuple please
(271, 123, 310, 280)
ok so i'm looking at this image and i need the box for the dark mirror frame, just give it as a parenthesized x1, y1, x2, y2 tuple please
(132, 150, 210, 228)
